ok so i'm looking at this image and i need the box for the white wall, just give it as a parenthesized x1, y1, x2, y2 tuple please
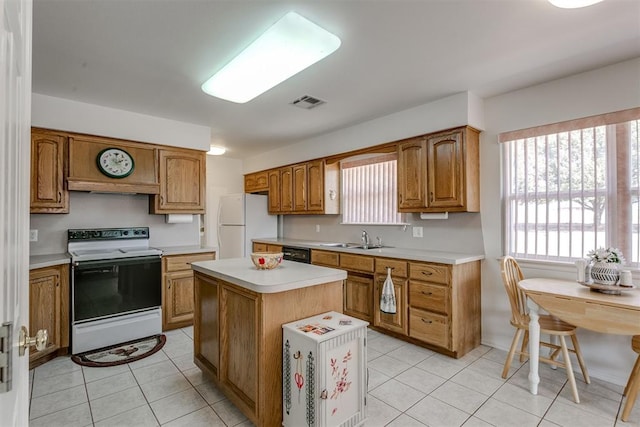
(30, 93, 213, 253)
(481, 58, 640, 386)
(32, 94, 211, 150)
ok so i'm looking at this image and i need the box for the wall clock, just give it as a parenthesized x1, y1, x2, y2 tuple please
(96, 148, 135, 178)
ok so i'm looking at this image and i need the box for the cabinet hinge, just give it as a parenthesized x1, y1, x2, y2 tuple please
(0, 322, 12, 393)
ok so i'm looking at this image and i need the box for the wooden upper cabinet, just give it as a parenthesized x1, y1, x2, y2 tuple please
(151, 148, 206, 214)
(244, 171, 268, 193)
(398, 126, 479, 213)
(280, 167, 293, 212)
(267, 169, 281, 213)
(397, 137, 427, 210)
(30, 129, 68, 213)
(267, 160, 339, 215)
(67, 135, 159, 194)
(293, 164, 307, 212)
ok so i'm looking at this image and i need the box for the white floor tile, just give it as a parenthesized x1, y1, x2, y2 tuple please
(94, 404, 159, 427)
(28, 328, 631, 427)
(29, 384, 88, 420)
(149, 387, 207, 424)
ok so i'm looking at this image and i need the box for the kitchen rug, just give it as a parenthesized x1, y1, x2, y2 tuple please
(71, 334, 166, 367)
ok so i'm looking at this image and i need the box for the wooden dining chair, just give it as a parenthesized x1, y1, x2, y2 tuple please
(500, 256, 590, 403)
(622, 335, 640, 421)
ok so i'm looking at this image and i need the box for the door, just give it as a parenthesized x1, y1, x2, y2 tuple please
(0, 0, 32, 423)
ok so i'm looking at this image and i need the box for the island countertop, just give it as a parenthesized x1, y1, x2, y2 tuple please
(191, 257, 347, 294)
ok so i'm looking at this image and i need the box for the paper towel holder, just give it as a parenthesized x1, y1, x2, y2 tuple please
(165, 214, 194, 224)
(420, 212, 448, 220)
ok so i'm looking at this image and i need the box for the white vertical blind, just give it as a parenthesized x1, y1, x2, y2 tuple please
(342, 156, 403, 224)
(503, 116, 640, 265)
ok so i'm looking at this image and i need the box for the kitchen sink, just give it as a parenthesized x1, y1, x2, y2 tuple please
(319, 242, 393, 250)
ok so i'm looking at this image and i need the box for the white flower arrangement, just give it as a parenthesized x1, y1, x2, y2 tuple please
(587, 247, 625, 264)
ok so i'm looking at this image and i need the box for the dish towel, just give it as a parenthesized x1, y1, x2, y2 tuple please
(380, 267, 397, 314)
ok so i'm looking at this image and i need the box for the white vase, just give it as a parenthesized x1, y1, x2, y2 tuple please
(590, 261, 620, 285)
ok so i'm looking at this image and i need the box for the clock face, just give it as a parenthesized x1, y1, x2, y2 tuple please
(96, 148, 135, 178)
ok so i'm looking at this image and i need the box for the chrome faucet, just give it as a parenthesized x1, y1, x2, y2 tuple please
(376, 236, 383, 247)
(361, 230, 370, 249)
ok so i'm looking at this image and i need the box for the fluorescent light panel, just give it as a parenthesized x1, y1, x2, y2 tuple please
(548, 0, 603, 8)
(201, 11, 341, 103)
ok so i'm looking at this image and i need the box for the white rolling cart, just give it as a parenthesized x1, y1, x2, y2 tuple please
(282, 311, 368, 427)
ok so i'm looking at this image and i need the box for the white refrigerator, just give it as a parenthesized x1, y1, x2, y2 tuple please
(217, 193, 278, 259)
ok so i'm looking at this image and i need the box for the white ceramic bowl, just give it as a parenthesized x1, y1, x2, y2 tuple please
(250, 252, 283, 270)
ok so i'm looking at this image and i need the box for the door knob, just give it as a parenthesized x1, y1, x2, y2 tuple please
(19, 327, 47, 356)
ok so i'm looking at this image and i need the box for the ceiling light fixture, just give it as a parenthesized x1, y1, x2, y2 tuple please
(201, 11, 341, 103)
(548, 0, 604, 8)
(207, 145, 226, 156)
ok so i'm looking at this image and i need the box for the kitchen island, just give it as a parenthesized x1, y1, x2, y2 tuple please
(190, 258, 347, 427)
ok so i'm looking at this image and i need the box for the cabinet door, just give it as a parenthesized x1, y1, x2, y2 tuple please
(427, 131, 464, 209)
(244, 171, 268, 193)
(220, 285, 259, 410)
(164, 271, 196, 330)
(293, 164, 307, 212)
(280, 167, 293, 212)
(153, 148, 205, 213)
(398, 138, 427, 210)
(344, 273, 373, 322)
(268, 169, 281, 213)
(30, 131, 68, 213)
(29, 265, 69, 366)
(374, 275, 408, 335)
(194, 273, 220, 377)
(307, 160, 324, 212)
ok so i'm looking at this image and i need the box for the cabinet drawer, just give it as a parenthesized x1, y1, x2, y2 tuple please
(409, 307, 449, 349)
(409, 262, 450, 284)
(253, 243, 268, 253)
(165, 252, 215, 272)
(311, 250, 339, 267)
(375, 258, 408, 278)
(340, 253, 374, 273)
(409, 282, 449, 314)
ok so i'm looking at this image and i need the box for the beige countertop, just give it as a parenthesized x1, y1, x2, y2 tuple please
(29, 253, 71, 270)
(29, 245, 217, 269)
(191, 257, 347, 294)
(154, 245, 217, 256)
(252, 237, 484, 265)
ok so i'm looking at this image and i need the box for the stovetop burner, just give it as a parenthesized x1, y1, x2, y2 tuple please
(68, 227, 162, 262)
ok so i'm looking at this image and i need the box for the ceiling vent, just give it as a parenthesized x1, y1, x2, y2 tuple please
(290, 95, 326, 110)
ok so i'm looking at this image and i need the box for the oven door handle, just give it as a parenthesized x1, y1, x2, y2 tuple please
(73, 255, 161, 269)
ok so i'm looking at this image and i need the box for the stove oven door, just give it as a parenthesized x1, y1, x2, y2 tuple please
(72, 255, 161, 323)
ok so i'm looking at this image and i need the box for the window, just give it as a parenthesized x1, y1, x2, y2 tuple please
(502, 108, 640, 265)
(341, 153, 404, 225)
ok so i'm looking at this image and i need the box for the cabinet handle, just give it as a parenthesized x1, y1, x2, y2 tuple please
(384, 266, 395, 271)
(421, 291, 432, 296)
(421, 271, 433, 276)
(421, 318, 433, 324)
(430, 191, 434, 202)
(57, 191, 62, 203)
(167, 281, 171, 289)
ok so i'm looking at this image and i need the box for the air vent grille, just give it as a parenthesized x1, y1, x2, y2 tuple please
(290, 95, 326, 109)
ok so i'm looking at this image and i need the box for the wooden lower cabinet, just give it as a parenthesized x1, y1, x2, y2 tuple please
(407, 260, 481, 358)
(29, 264, 69, 368)
(193, 272, 343, 427)
(374, 274, 408, 335)
(344, 273, 374, 322)
(162, 252, 215, 330)
(252, 242, 283, 253)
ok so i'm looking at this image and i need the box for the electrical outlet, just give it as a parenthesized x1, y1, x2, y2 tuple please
(412, 226, 423, 238)
(316, 224, 320, 233)
(29, 229, 38, 242)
